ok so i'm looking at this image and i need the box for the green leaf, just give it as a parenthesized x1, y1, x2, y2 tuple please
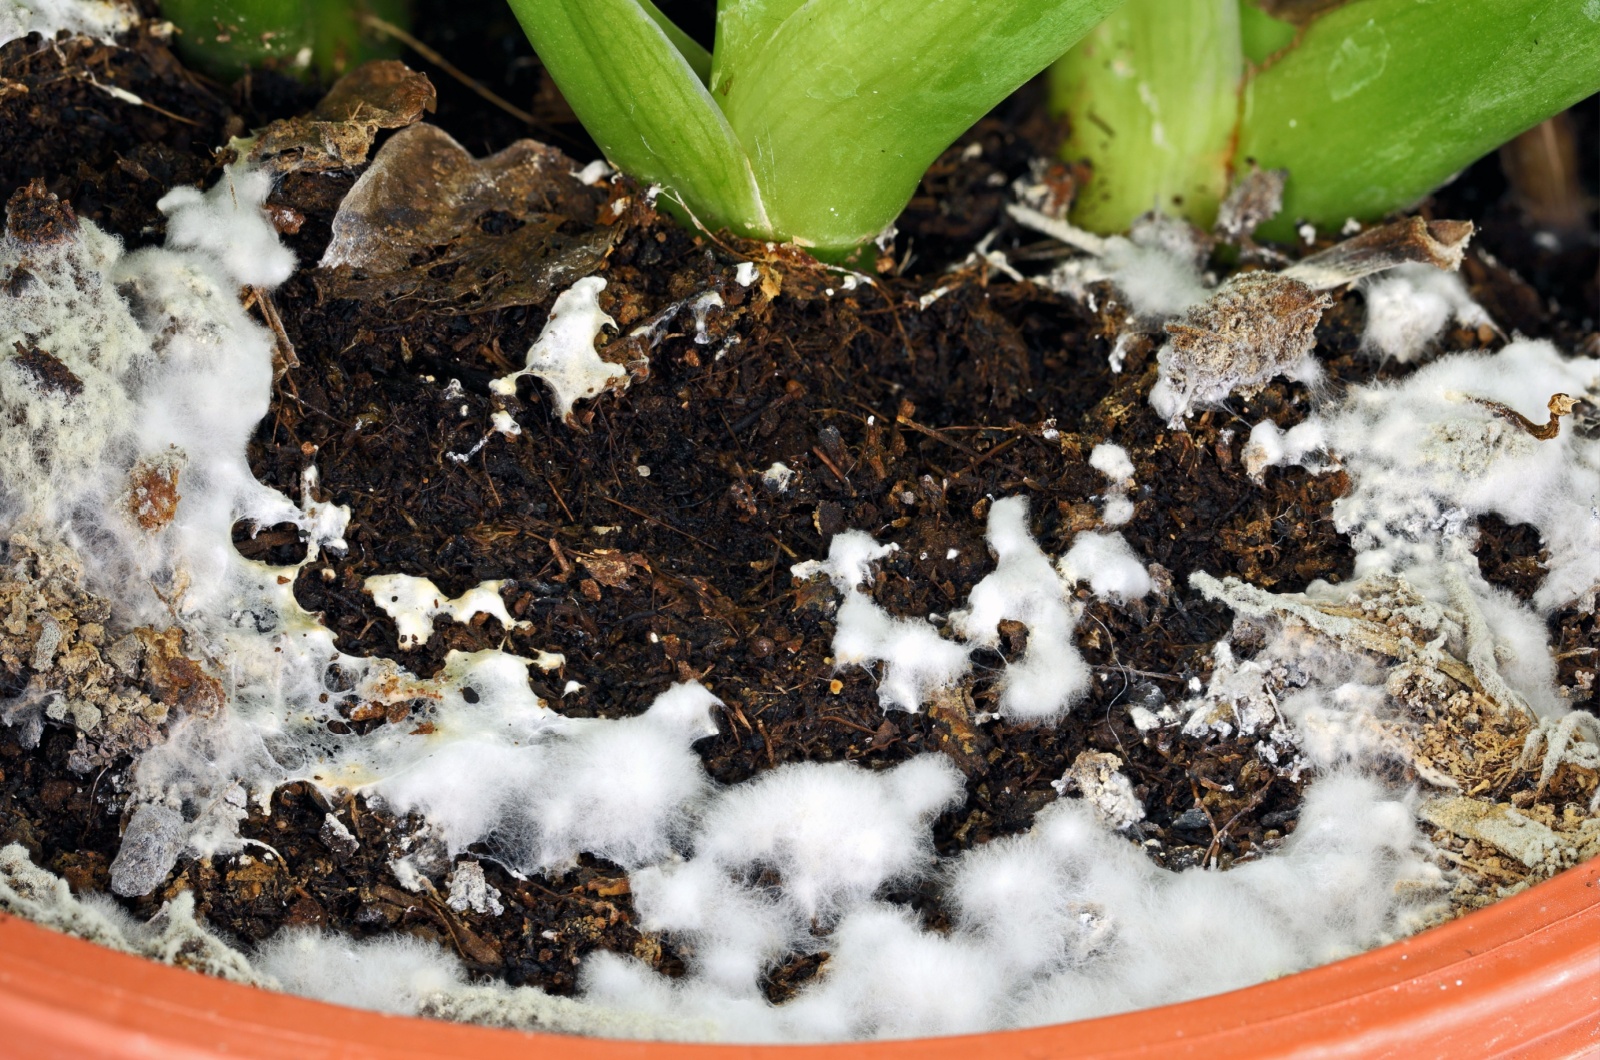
(638, 0, 712, 84)
(1051, 0, 1242, 232)
(158, 0, 404, 81)
(310, 0, 409, 81)
(717, 0, 1126, 254)
(1238, 0, 1600, 239)
(1237, 0, 1296, 66)
(507, 0, 769, 237)
(159, 0, 312, 79)
(711, 0, 807, 96)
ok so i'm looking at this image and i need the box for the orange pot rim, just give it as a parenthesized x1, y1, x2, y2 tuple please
(1, 858, 1596, 1059)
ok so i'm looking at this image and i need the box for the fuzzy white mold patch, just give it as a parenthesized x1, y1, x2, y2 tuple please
(9, 841, 702, 1040)
(0, 0, 133, 46)
(1010, 205, 1487, 427)
(1, 168, 708, 895)
(1053, 751, 1145, 831)
(1088, 442, 1134, 481)
(158, 168, 296, 288)
(795, 498, 1156, 724)
(582, 773, 1439, 1041)
(1, 166, 317, 628)
(1, 843, 268, 985)
(1088, 442, 1135, 526)
(1250, 340, 1600, 615)
(952, 497, 1087, 722)
(363, 573, 527, 650)
(2, 164, 1579, 1047)
(1013, 207, 1209, 321)
(445, 859, 504, 915)
(1057, 531, 1153, 602)
(1149, 272, 1331, 426)
(490, 276, 622, 421)
(1360, 263, 1491, 363)
(1013, 204, 1336, 426)
(761, 461, 794, 492)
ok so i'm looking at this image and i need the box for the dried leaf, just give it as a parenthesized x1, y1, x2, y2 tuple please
(577, 549, 650, 589)
(315, 60, 436, 125)
(247, 61, 436, 175)
(9, 341, 83, 399)
(1282, 216, 1474, 290)
(1420, 797, 1563, 869)
(315, 124, 616, 315)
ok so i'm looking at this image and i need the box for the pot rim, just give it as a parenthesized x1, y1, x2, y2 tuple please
(0, 857, 1595, 1059)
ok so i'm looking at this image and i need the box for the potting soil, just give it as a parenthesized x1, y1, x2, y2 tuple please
(0, 6, 1597, 1043)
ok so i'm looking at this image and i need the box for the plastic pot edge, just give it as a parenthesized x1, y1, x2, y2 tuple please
(0, 857, 1595, 1059)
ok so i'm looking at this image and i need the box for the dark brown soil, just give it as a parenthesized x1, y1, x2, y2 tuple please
(1, 11, 1596, 1005)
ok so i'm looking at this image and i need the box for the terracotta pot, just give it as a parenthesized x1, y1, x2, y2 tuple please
(1, 858, 1596, 1059)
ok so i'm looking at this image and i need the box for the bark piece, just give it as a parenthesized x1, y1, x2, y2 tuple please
(9, 342, 82, 398)
(109, 803, 185, 897)
(126, 454, 181, 531)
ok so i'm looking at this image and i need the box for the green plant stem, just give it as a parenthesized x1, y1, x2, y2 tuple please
(721, 0, 1124, 253)
(1238, 0, 1600, 239)
(161, 0, 308, 78)
(1051, 0, 1241, 232)
(639, 0, 712, 84)
(514, 0, 1123, 257)
(506, 0, 771, 238)
(1237, 1, 1296, 65)
(711, 0, 806, 97)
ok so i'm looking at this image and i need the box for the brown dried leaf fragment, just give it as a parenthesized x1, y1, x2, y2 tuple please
(577, 549, 650, 589)
(4, 179, 78, 244)
(316, 59, 436, 125)
(1283, 216, 1474, 290)
(1419, 797, 1564, 870)
(315, 124, 616, 315)
(1152, 271, 1331, 423)
(246, 61, 436, 175)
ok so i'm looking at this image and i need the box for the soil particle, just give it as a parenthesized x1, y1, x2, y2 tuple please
(4, 178, 78, 244)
